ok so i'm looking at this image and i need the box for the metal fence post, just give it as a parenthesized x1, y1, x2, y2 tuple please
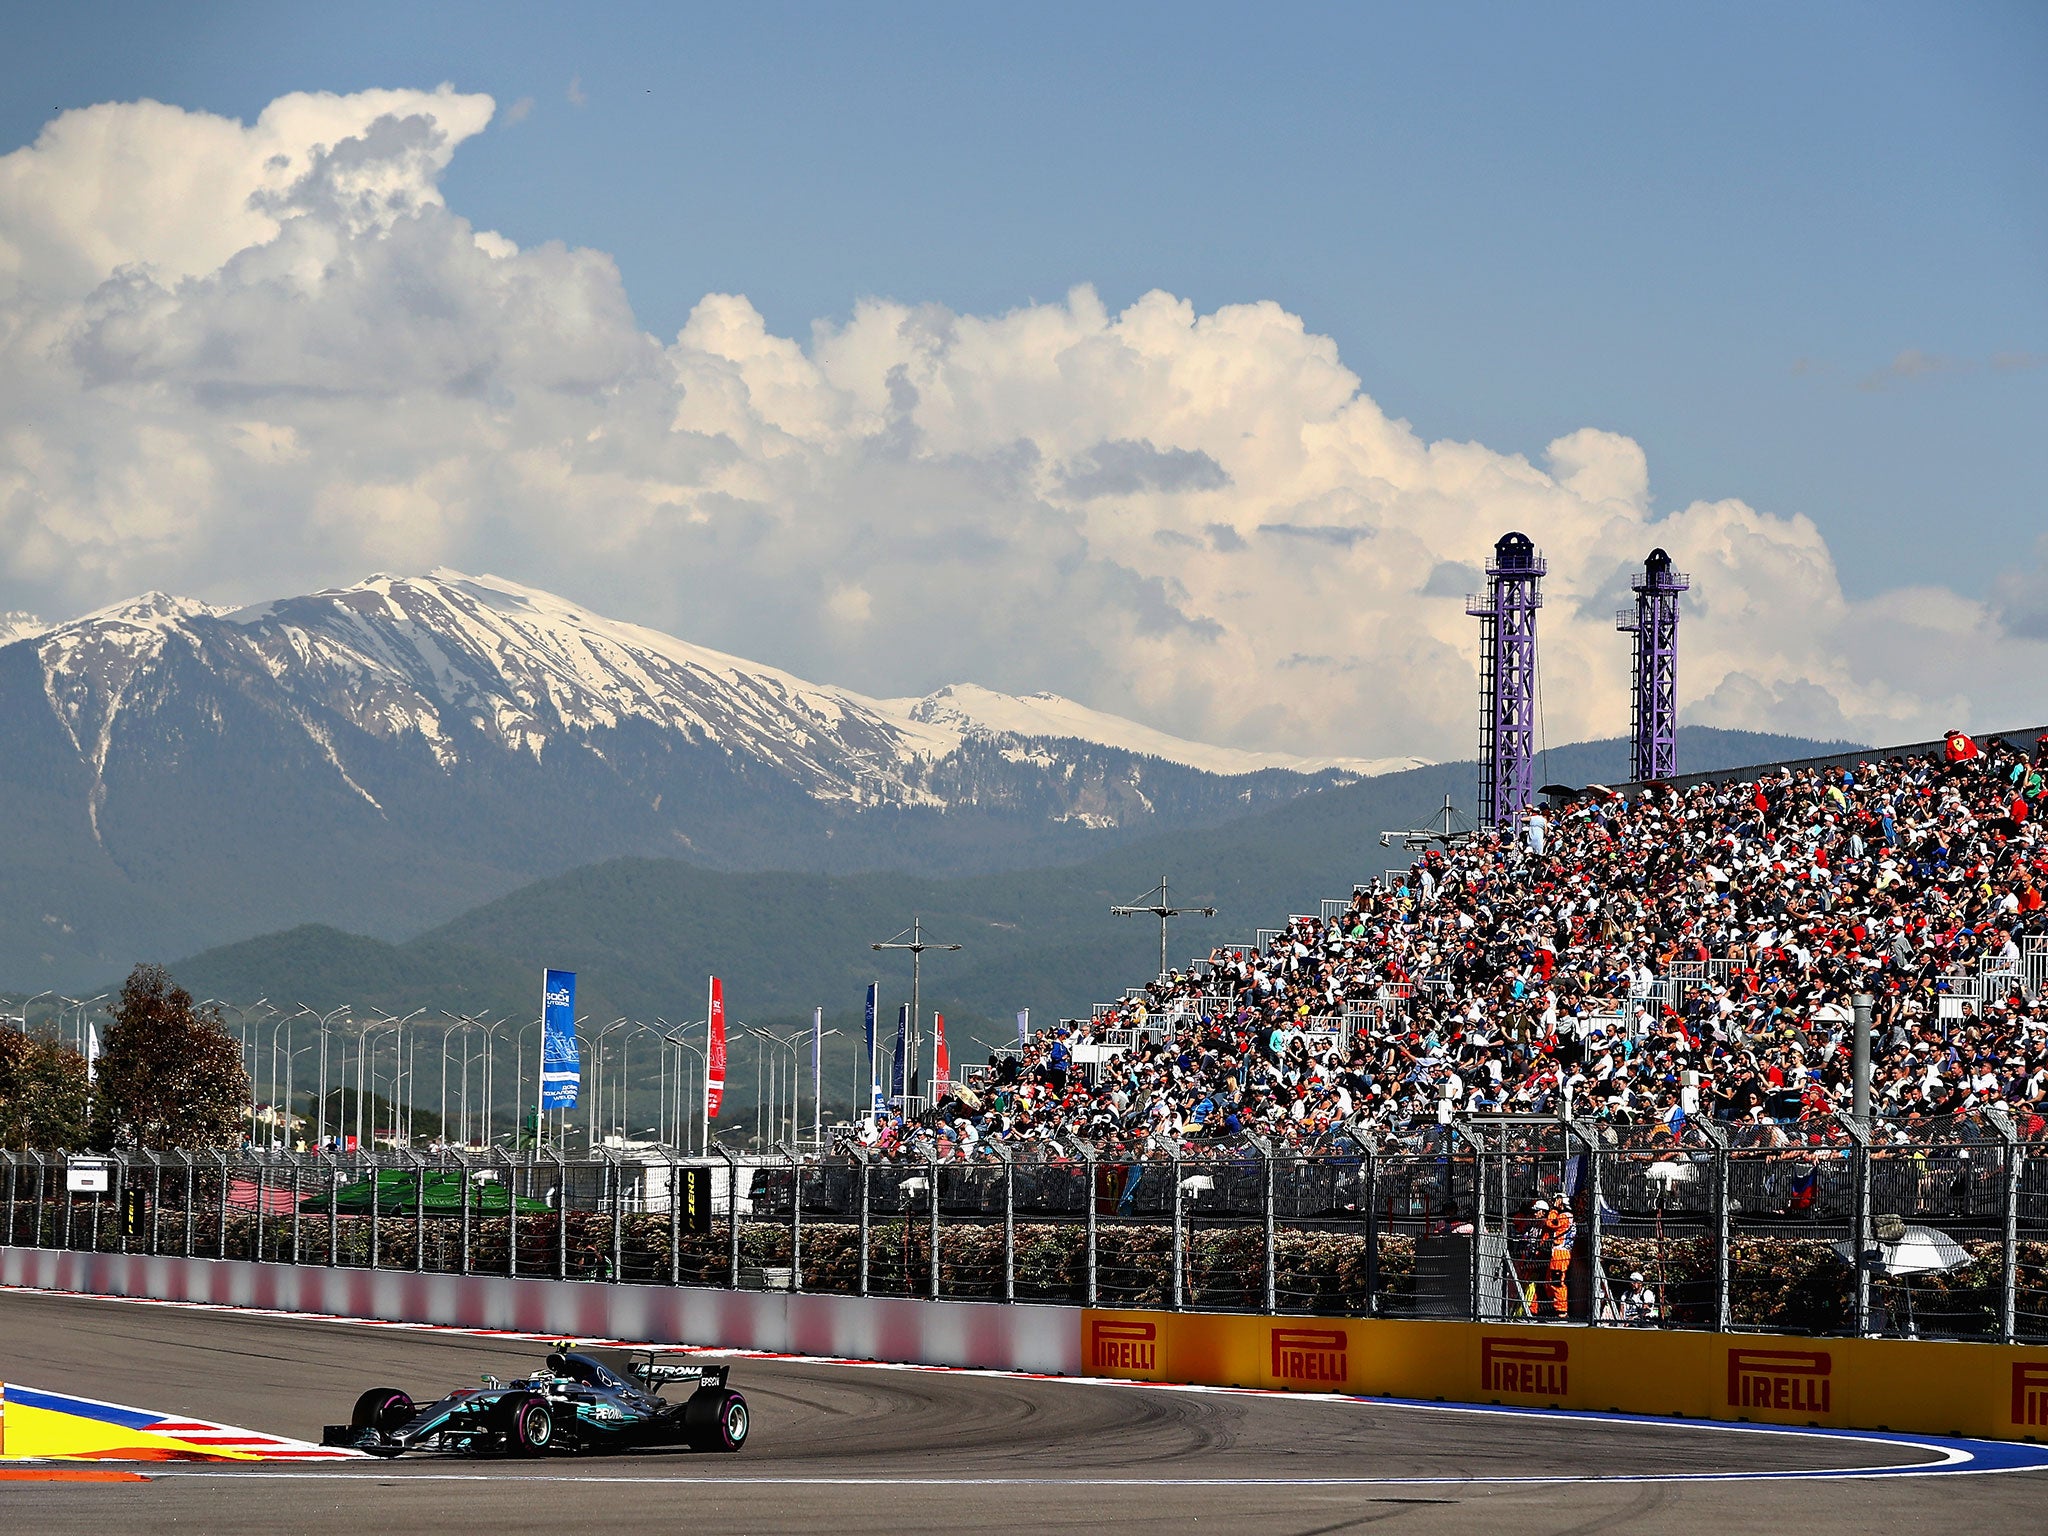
(927, 1148, 941, 1300)
(611, 1156, 625, 1283)
(667, 1152, 681, 1287)
(718, 1145, 741, 1289)
(4, 1152, 15, 1248)
(1569, 1120, 1603, 1324)
(1987, 1106, 2021, 1344)
(151, 1155, 164, 1257)
(368, 1151, 381, 1271)
(288, 1154, 302, 1264)
(1472, 1127, 1487, 1322)
(784, 1148, 802, 1295)
(855, 1148, 871, 1298)
(113, 1154, 127, 1255)
(1075, 1137, 1098, 1307)
(1841, 1113, 1873, 1335)
(556, 1153, 572, 1282)
(325, 1153, 338, 1268)
(413, 1151, 427, 1272)
(459, 1151, 473, 1276)
(999, 1145, 1015, 1304)
(217, 1152, 230, 1259)
(1698, 1120, 1731, 1332)
(1246, 1133, 1275, 1314)
(503, 1154, 519, 1279)
(1452, 1121, 1485, 1322)
(184, 1156, 196, 1259)
(2004, 1140, 2023, 1346)
(1354, 1123, 1380, 1317)
(1170, 1154, 1184, 1312)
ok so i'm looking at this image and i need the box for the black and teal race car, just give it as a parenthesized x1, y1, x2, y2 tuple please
(322, 1347, 749, 1457)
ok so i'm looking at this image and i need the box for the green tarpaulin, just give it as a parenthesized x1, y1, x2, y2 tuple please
(296, 1168, 551, 1216)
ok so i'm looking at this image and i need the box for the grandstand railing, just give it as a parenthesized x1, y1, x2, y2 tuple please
(8, 1110, 2039, 1341)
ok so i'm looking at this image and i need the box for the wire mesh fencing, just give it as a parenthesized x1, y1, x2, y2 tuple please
(3, 1110, 2043, 1342)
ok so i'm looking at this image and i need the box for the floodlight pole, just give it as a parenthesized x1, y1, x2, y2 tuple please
(1465, 532, 1546, 829)
(1110, 875, 1217, 978)
(871, 919, 962, 1102)
(1615, 548, 1689, 782)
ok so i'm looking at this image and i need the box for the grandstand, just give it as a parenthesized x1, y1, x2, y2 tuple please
(903, 721, 2048, 1159)
(831, 529, 2048, 1330)
(813, 717, 2043, 1333)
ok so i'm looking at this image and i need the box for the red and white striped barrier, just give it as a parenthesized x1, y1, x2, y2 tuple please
(0, 1247, 1083, 1378)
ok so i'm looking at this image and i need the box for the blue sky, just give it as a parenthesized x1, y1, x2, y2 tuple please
(0, 3, 2042, 755)
(10, 2, 2040, 599)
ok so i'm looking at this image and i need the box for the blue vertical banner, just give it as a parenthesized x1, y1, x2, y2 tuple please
(540, 968, 579, 1110)
(890, 1002, 908, 1102)
(864, 982, 881, 1111)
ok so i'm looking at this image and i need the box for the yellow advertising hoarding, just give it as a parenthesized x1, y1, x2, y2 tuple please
(1080, 1309, 2048, 1442)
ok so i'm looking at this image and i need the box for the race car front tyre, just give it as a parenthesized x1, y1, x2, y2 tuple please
(498, 1393, 557, 1456)
(684, 1388, 748, 1452)
(350, 1387, 415, 1434)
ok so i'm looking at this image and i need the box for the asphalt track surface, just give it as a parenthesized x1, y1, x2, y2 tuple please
(3, 1290, 2045, 1535)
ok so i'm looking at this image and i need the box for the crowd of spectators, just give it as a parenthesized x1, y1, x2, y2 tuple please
(849, 730, 2048, 1167)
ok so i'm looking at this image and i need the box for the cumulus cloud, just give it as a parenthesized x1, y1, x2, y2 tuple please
(0, 87, 2042, 761)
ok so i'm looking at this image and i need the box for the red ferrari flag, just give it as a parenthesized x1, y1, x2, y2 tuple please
(933, 1011, 949, 1095)
(705, 976, 727, 1120)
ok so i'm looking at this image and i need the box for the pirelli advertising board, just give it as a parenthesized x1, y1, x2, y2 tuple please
(1080, 1310, 2048, 1443)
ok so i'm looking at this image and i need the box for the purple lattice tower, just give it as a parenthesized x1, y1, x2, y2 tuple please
(1615, 547, 1689, 782)
(1465, 532, 1546, 829)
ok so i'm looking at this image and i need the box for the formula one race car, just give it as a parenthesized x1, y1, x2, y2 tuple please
(321, 1346, 749, 1458)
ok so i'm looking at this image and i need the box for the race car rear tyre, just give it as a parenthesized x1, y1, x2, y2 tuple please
(350, 1387, 415, 1433)
(499, 1393, 556, 1456)
(684, 1388, 748, 1452)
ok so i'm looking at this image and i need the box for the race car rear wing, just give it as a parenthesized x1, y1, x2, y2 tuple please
(627, 1350, 730, 1391)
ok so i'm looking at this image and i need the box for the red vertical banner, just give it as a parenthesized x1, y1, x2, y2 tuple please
(705, 976, 726, 1120)
(933, 1011, 949, 1096)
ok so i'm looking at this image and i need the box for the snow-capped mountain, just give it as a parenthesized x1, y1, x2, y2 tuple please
(43, 570, 966, 818)
(895, 683, 1418, 779)
(31, 570, 1398, 821)
(0, 570, 1400, 983)
(0, 610, 45, 646)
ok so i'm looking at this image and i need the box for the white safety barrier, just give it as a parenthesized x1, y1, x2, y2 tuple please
(0, 1246, 1083, 1377)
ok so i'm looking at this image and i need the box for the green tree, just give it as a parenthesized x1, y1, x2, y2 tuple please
(94, 964, 248, 1149)
(0, 1029, 92, 1149)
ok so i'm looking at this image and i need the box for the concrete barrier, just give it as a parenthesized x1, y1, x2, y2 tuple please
(16, 1245, 2043, 1444)
(0, 1247, 1082, 1377)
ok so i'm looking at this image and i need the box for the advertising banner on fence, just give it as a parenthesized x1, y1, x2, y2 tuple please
(1017, 1009, 1029, 1048)
(1077, 1309, 2048, 1442)
(539, 969, 578, 1110)
(933, 1011, 949, 1096)
(704, 977, 726, 1120)
(891, 1003, 907, 1101)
